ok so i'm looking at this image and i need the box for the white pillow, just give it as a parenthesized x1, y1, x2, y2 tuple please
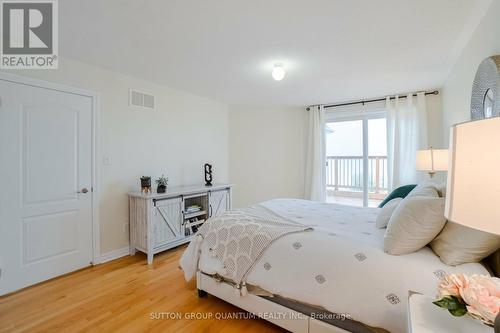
(384, 196, 446, 255)
(436, 182, 447, 198)
(430, 222, 500, 265)
(375, 197, 402, 229)
(406, 181, 440, 198)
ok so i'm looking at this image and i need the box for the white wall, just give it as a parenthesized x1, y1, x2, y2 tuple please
(442, 0, 500, 145)
(3, 58, 229, 254)
(228, 95, 442, 208)
(228, 105, 306, 208)
(426, 93, 444, 148)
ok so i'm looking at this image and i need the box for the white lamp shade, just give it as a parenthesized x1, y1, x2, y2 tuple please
(445, 116, 500, 235)
(416, 149, 449, 172)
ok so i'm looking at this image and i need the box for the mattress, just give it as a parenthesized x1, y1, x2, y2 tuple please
(198, 199, 489, 333)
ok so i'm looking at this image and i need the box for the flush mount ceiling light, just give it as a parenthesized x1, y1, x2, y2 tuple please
(272, 64, 286, 81)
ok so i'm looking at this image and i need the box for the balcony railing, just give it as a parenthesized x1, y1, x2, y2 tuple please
(326, 156, 388, 193)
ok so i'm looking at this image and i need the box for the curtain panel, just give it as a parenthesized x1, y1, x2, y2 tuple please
(304, 105, 326, 201)
(386, 92, 428, 190)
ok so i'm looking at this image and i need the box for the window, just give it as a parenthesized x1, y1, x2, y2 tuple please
(325, 108, 387, 207)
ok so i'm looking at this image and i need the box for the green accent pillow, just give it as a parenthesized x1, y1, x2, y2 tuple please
(378, 184, 417, 208)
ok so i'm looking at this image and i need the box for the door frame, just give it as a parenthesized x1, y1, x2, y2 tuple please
(0, 72, 101, 265)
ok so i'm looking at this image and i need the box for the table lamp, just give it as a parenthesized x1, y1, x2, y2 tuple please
(445, 116, 500, 331)
(416, 147, 449, 178)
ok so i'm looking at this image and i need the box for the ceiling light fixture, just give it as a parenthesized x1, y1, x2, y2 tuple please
(272, 64, 286, 81)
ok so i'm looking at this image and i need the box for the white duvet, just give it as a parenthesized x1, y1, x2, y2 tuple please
(194, 199, 490, 333)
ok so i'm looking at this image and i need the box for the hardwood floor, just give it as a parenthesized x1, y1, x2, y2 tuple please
(0, 246, 285, 333)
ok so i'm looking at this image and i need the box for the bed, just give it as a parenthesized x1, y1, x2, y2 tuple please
(180, 198, 490, 333)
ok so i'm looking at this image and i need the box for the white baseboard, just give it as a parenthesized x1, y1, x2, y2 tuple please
(99, 246, 131, 264)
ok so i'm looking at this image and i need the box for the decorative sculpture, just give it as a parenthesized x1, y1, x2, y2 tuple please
(204, 163, 213, 186)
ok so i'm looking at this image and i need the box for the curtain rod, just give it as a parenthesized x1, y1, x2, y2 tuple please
(307, 90, 439, 110)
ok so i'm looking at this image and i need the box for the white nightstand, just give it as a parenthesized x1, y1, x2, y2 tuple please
(408, 293, 493, 333)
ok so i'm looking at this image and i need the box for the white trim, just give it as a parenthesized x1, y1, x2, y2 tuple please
(0, 72, 101, 265)
(99, 246, 131, 264)
(91, 92, 101, 264)
(362, 118, 369, 207)
(0, 72, 98, 98)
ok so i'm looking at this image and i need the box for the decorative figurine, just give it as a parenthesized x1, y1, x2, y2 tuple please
(204, 163, 213, 186)
(140, 176, 151, 193)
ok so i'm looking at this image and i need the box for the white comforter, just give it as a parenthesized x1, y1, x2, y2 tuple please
(195, 199, 490, 333)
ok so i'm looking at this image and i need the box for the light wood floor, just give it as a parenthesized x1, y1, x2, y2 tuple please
(0, 246, 285, 333)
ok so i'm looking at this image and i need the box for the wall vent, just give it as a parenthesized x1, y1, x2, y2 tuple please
(129, 89, 155, 109)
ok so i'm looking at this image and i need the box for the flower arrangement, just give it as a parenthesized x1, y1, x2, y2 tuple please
(434, 273, 500, 326)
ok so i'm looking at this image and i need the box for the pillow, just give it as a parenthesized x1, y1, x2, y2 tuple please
(375, 197, 402, 229)
(436, 182, 447, 198)
(485, 250, 500, 277)
(406, 181, 440, 198)
(378, 184, 417, 208)
(384, 196, 446, 255)
(430, 222, 500, 266)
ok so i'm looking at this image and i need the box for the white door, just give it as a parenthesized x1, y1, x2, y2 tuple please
(0, 78, 94, 295)
(209, 189, 230, 218)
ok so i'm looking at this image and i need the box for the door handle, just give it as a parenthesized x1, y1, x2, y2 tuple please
(78, 188, 89, 194)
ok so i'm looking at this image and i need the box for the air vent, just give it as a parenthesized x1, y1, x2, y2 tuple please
(129, 89, 155, 109)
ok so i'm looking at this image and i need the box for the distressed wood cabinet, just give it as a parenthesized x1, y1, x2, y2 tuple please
(129, 183, 233, 264)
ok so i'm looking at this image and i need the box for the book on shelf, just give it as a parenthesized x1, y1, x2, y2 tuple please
(185, 204, 202, 213)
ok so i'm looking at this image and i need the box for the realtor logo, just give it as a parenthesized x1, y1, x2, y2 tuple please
(1, 0, 58, 69)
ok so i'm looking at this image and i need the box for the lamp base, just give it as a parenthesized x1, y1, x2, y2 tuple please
(495, 313, 500, 333)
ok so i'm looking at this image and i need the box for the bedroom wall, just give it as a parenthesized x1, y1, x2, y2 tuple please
(441, 0, 500, 145)
(228, 105, 306, 208)
(424, 93, 444, 148)
(2, 58, 229, 255)
(228, 95, 442, 208)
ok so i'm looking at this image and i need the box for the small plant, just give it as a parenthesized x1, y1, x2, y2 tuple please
(140, 176, 151, 193)
(156, 175, 168, 187)
(156, 175, 168, 193)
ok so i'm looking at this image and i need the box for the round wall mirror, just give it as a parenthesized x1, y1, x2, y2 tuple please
(483, 88, 495, 118)
(471, 55, 500, 120)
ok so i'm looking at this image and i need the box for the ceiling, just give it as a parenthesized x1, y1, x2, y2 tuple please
(60, 0, 491, 106)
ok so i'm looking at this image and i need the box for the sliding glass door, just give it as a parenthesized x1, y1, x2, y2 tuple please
(325, 120, 364, 206)
(325, 114, 387, 207)
(367, 118, 388, 205)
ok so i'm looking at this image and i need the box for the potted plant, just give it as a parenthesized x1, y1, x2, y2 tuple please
(156, 175, 168, 193)
(140, 176, 151, 193)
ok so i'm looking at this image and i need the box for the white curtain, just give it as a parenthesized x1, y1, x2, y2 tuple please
(305, 105, 326, 201)
(386, 92, 428, 190)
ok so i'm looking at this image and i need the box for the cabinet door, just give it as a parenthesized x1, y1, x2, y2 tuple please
(153, 197, 182, 247)
(209, 189, 230, 218)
